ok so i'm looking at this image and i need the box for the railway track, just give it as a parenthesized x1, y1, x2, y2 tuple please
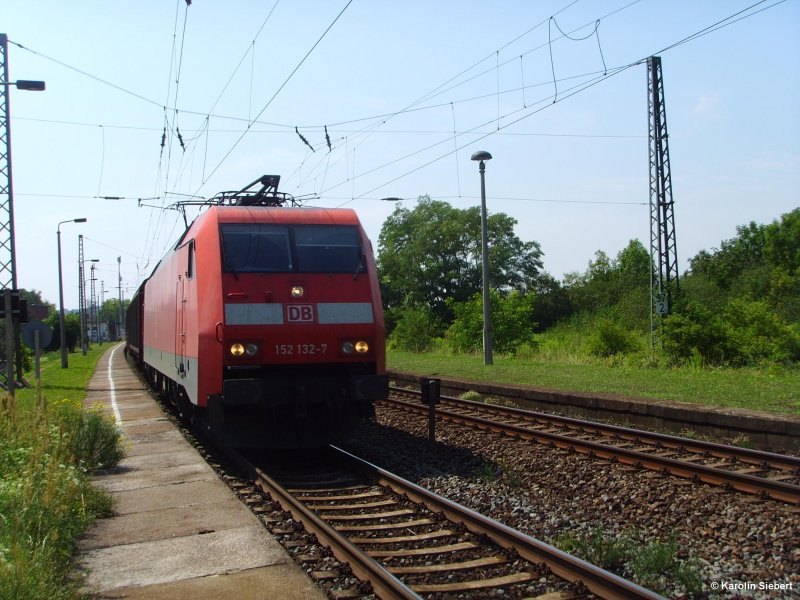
(386, 386, 800, 504)
(228, 446, 664, 600)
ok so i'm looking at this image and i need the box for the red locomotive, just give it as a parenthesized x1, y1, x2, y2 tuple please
(126, 176, 388, 447)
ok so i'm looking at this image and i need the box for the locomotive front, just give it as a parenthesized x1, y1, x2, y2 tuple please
(208, 207, 388, 447)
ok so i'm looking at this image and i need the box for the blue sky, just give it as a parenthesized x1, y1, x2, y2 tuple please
(2, 0, 798, 308)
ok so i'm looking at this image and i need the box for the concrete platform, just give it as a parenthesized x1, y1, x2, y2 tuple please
(74, 344, 325, 600)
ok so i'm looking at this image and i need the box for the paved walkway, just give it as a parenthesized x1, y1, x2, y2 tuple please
(74, 343, 325, 599)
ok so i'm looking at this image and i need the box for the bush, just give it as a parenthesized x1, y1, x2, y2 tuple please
(720, 299, 800, 364)
(58, 405, 125, 471)
(587, 318, 639, 357)
(445, 291, 538, 355)
(389, 304, 441, 353)
(663, 299, 800, 366)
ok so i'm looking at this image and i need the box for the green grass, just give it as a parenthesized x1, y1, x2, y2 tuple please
(18, 346, 111, 407)
(387, 349, 800, 415)
(553, 528, 703, 596)
(1, 346, 124, 600)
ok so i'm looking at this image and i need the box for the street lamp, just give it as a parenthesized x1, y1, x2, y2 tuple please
(471, 150, 493, 365)
(57, 218, 87, 368)
(1, 80, 46, 91)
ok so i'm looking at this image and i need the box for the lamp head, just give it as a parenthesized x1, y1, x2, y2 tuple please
(471, 151, 492, 162)
(15, 80, 46, 91)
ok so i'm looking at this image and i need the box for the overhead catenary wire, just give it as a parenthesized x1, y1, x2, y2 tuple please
(10, 114, 645, 139)
(288, 0, 587, 189)
(9, 0, 788, 225)
(324, 195, 646, 206)
(3, 1, 627, 138)
(288, 0, 650, 193)
(196, 0, 353, 192)
(319, 0, 786, 205)
(548, 15, 608, 102)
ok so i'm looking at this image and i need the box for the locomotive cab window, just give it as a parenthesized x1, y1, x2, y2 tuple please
(294, 225, 361, 273)
(221, 224, 292, 272)
(220, 223, 361, 274)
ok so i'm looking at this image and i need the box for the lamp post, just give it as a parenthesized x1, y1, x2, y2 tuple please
(1, 33, 46, 388)
(471, 150, 493, 365)
(57, 218, 87, 368)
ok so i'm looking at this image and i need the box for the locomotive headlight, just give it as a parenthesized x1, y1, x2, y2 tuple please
(290, 285, 304, 298)
(230, 342, 258, 357)
(341, 340, 369, 355)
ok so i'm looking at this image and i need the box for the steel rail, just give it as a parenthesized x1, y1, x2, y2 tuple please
(384, 393, 800, 504)
(226, 450, 422, 600)
(391, 386, 800, 471)
(331, 446, 666, 600)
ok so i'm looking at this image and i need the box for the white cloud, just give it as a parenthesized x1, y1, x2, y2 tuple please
(691, 93, 719, 116)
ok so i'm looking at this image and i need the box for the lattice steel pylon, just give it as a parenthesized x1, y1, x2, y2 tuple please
(90, 264, 97, 344)
(78, 235, 87, 353)
(0, 34, 17, 293)
(647, 56, 679, 349)
(1, 33, 19, 389)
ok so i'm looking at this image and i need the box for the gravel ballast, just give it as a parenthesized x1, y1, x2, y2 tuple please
(342, 404, 800, 599)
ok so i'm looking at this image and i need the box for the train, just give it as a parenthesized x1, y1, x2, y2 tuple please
(126, 176, 389, 447)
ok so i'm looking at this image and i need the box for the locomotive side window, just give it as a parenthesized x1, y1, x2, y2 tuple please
(221, 224, 292, 272)
(187, 240, 195, 279)
(294, 225, 361, 273)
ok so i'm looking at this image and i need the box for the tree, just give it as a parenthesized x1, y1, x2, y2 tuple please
(43, 311, 81, 353)
(19, 289, 52, 308)
(688, 221, 767, 289)
(763, 208, 800, 273)
(563, 240, 652, 328)
(529, 274, 572, 332)
(377, 197, 543, 324)
(684, 208, 800, 321)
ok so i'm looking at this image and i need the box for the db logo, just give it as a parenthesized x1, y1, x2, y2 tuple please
(286, 304, 315, 323)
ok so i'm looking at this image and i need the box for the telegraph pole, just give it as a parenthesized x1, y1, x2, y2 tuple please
(647, 56, 679, 349)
